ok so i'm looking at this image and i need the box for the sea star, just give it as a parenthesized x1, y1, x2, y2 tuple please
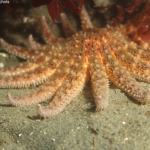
(1, 6, 150, 118)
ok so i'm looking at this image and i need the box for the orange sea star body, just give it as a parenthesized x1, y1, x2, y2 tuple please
(1, 6, 150, 118)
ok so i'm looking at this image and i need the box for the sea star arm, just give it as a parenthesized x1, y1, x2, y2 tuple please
(37, 37, 88, 118)
(28, 34, 43, 49)
(8, 75, 66, 106)
(80, 6, 93, 29)
(60, 13, 75, 37)
(0, 45, 70, 88)
(0, 56, 49, 77)
(108, 30, 150, 63)
(127, 43, 150, 63)
(0, 39, 45, 59)
(38, 65, 88, 118)
(100, 34, 150, 103)
(0, 62, 55, 88)
(112, 43, 150, 83)
(0, 42, 66, 77)
(40, 16, 63, 45)
(7, 47, 77, 106)
(88, 37, 109, 110)
(105, 32, 150, 82)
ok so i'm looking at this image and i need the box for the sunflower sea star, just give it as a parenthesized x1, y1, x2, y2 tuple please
(1, 6, 150, 118)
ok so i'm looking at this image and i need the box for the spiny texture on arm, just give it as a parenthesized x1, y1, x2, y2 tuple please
(38, 34, 88, 118)
(88, 34, 109, 110)
(80, 5, 93, 29)
(110, 30, 150, 63)
(60, 13, 75, 38)
(0, 39, 44, 59)
(100, 30, 150, 104)
(0, 56, 49, 77)
(28, 34, 43, 49)
(105, 31, 150, 82)
(0, 42, 70, 88)
(8, 43, 78, 106)
(0, 42, 67, 77)
(40, 16, 64, 45)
